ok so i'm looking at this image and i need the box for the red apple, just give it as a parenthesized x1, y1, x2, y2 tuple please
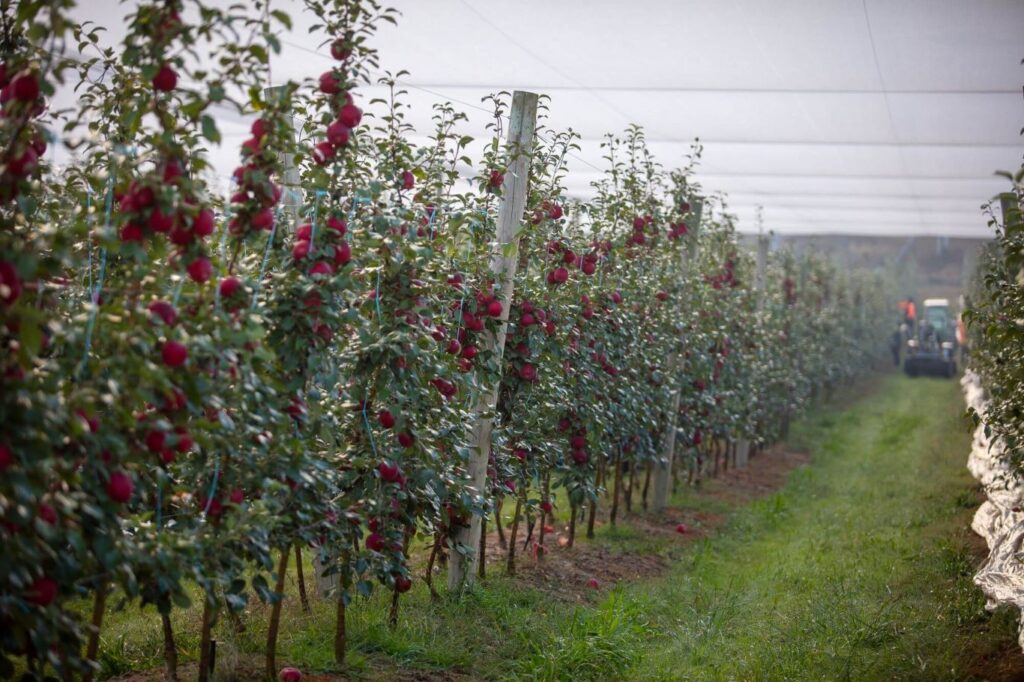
(148, 207, 174, 233)
(365, 532, 385, 552)
(400, 170, 415, 190)
(25, 576, 58, 606)
(397, 432, 415, 448)
(675, 523, 688, 534)
(313, 141, 335, 165)
(193, 208, 215, 237)
(11, 72, 39, 102)
(326, 120, 350, 147)
(518, 363, 537, 382)
(586, 578, 600, 589)
(0, 444, 12, 470)
(339, 103, 362, 128)
(540, 500, 553, 514)
(486, 300, 503, 317)
(279, 667, 302, 682)
(333, 241, 351, 266)
(330, 38, 352, 61)
(0, 261, 22, 305)
(378, 410, 396, 429)
(145, 430, 166, 454)
(309, 261, 334, 277)
(219, 276, 241, 299)
(186, 257, 213, 283)
(106, 470, 134, 503)
(327, 216, 347, 235)
(151, 63, 177, 92)
(148, 301, 177, 326)
(319, 70, 340, 94)
(395, 575, 412, 593)
(161, 340, 188, 368)
(378, 461, 402, 483)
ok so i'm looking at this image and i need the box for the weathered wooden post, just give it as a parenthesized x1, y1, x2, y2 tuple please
(652, 198, 703, 513)
(448, 90, 539, 592)
(736, 233, 769, 469)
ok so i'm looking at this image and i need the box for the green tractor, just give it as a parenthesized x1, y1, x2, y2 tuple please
(904, 298, 958, 378)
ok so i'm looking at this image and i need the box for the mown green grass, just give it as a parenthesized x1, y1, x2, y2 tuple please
(91, 374, 1018, 680)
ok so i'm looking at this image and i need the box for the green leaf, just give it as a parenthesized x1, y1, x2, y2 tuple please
(201, 115, 221, 144)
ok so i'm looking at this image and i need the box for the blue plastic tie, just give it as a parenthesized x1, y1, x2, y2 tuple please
(203, 456, 220, 517)
(251, 203, 284, 309)
(309, 190, 326, 245)
(427, 205, 438, 240)
(76, 171, 116, 378)
(361, 398, 379, 458)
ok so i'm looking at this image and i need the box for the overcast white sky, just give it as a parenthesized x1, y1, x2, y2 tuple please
(61, 0, 1024, 237)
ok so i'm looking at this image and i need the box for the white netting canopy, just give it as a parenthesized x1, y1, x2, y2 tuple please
(62, 0, 1024, 236)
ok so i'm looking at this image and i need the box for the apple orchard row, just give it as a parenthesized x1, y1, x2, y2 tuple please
(0, 1, 897, 679)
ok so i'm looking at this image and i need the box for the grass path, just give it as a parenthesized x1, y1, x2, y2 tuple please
(99, 374, 1022, 681)
(627, 373, 1015, 681)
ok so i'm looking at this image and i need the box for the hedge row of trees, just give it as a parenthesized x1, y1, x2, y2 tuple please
(0, 1, 895, 679)
(965, 166, 1024, 472)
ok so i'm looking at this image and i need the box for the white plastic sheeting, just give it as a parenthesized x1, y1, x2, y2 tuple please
(962, 370, 1024, 651)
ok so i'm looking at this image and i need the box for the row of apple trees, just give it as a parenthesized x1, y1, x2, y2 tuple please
(965, 167, 1024, 474)
(0, 0, 896, 679)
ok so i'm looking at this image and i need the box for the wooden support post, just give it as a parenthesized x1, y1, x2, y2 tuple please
(448, 90, 539, 593)
(264, 85, 301, 230)
(652, 198, 703, 512)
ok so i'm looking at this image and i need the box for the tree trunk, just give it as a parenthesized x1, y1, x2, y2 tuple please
(568, 504, 577, 547)
(82, 582, 107, 682)
(610, 448, 623, 526)
(625, 458, 636, 512)
(425, 534, 442, 601)
(295, 545, 311, 614)
(494, 496, 507, 550)
(388, 588, 400, 629)
(477, 516, 487, 580)
(161, 612, 178, 682)
(642, 460, 652, 511)
(587, 464, 601, 539)
(265, 544, 290, 680)
(506, 493, 524, 575)
(538, 473, 551, 559)
(197, 599, 214, 682)
(334, 590, 346, 665)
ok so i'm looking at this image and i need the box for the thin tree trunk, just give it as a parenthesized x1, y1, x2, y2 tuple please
(197, 599, 214, 682)
(334, 589, 346, 665)
(265, 543, 290, 680)
(477, 516, 487, 580)
(161, 612, 178, 682)
(587, 463, 602, 539)
(388, 588, 400, 629)
(538, 472, 551, 559)
(295, 545, 311, 614)
(506, 493, 524, 575)
(610, 448, 623, 526)
(425, 534, 442, 601)
(625, 458, 636, 512)
(642, 460, 652, 511)
(494, 497, 507, 550)
(568, 504, 577, 547)
(82, 582, 107, 682)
